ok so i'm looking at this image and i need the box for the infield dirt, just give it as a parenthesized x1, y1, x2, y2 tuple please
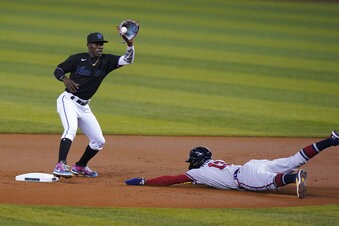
(0, 134, 338, 208)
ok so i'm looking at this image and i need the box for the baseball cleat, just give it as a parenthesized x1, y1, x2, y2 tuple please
(296, 169, 307, 199)
(71, 164, 98, 178)
(329, 130, 339, 146)
(53, 161, 73, 178)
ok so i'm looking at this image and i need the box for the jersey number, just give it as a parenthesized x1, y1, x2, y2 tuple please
(208, 160, 228, 170)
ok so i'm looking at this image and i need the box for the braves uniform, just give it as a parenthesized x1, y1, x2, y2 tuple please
(53, 32, 134, 178)
(186, 151, 305, 191)
(186, 160, 240, 190)
(126, 131, 339, 198)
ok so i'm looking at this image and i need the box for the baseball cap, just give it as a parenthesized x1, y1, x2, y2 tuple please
(87, 32, 108, 43)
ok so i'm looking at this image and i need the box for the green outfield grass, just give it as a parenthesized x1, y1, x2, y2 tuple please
(0, 0, 339, 225)
(0, 0, 338, 137)
(0, 204, 338, 226)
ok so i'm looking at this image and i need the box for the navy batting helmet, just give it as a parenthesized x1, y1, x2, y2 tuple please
(186, 146, 212, 170)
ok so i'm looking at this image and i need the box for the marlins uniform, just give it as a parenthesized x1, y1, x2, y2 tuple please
(53, 32, 135, 178)
(126, 131, 339, 199)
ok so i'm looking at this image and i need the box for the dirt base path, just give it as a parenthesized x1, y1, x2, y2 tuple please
(0, 134, 338, 208)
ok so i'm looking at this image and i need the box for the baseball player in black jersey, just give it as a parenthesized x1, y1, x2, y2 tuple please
(53, 31, 135, 178)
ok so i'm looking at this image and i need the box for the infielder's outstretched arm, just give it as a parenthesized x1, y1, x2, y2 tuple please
(118, 45, 135, 65)
(126, 174, 192, 186)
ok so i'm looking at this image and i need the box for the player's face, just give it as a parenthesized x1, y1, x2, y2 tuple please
(87, 42, 104, 57)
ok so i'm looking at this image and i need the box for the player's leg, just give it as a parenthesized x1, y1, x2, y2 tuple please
(274, 169, 307, 199)
(236, 160, 278, 191)
(71, 106, 104, 177)
(299, 130, 338, 161)
(237, 160, 306, 198)
(263, 130, 338, 175)
(53, 93, 79, 177)
(237, 130, 337, 192)
(271, 131, 338, 198)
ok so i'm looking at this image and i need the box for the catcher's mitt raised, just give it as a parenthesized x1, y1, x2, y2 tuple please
(118, 20, 139, 41)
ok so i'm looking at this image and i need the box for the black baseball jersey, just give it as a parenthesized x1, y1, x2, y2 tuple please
(54, 53, 120, 100)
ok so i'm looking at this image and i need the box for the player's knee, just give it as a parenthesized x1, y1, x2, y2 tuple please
(89, 137, 105, 150)
(62, 128, 77, 141)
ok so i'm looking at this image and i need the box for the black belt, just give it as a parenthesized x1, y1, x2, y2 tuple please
(233, 168, 242, 189)
(233, 168, 240, 180)
(70, 96, 89, 106)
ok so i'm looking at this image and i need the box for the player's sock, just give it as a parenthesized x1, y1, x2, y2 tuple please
(58, 138, 72, 163)
(299, 138, 333, 161)
(76, 145, 99, 167)
(315, 138, 334, 150)
(282, 173, 297, 185)
(274, 173, 297, 187)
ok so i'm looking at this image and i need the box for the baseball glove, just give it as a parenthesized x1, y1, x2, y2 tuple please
(118, 20, 140, 41)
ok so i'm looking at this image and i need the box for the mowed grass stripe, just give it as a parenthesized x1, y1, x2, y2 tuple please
(0, 204, 338, 226)
(2, 11, 338, 50)
(0, 119, 58, 133)
(0, 34, 339, 63)
(0, 72, 61, 94)
(2, 58, 338, 101)
(116, 66, 339, 96)
(2, 27, 338, 64)
(2, 1, 338, 39)
(1, 0, 338, 136)
(133, 53, 339, 80)
(0, 61, 51, 77)
(1, 72, 337, 136)
(96, 113, 245, 136)
(107, 74, 339, 108)
(92, 96, 336, 137)
(104, 85, 339, 122)
(1, 92, 336, 137)
(0, 101, 59, 127)
(17, 0, 337, 21)
(4, 42, 337, 79)
(2, 0, 338, 36)
(1, 50, 337, 86)
(0, 49, 63, 66)
(225, 0, 339, 18)
(95, 82, 339, 125)
(1, 8, 339, 57)
(2, 71, 338, 118)
(1, 33, 339, 72)
(0, 48, 339, 87)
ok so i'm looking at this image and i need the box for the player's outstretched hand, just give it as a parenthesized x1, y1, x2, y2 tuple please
(125, 177, 145, 185)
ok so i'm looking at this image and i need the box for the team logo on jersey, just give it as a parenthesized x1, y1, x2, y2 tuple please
(81, 58, 87, 61)
(76, 66, 92, 76)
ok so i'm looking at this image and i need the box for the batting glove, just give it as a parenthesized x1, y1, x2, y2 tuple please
(125, 177, 145, 185)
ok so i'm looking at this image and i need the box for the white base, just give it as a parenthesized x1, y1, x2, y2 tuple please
(15, 173, 59, 182)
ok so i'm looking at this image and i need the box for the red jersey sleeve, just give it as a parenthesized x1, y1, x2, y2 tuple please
(145, 174, 192, 186)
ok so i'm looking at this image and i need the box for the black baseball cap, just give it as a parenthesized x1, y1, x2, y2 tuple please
(87, 32, 108, 43)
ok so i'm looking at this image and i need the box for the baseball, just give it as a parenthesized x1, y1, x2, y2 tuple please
(121, 27, 127, 34)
